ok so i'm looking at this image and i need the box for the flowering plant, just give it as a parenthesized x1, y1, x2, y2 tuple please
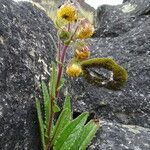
(36, 1, 127, 150)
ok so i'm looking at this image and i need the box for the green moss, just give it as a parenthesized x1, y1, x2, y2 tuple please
(80, 58, 128, 90)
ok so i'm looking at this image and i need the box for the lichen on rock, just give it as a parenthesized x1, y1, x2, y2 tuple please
(81, 58, 128, 90)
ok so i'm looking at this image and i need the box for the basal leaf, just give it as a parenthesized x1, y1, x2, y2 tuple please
(41, 81, 50, 129)
(63, 94, 71, 118)
(36, 99, 46, 150)
(71, 120, 100, 150)
(51, 108, 71, 145)
(53, 112, 89, 150)
(51, 95, 72, 145)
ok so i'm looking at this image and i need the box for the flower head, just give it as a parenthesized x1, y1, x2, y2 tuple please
(76, 19, 94, 39)
(57, 3, 77, 22)
(75, 46, 90, 60)
(66, 63, 82, 77)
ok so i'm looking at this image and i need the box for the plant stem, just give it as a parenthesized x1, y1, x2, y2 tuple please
(55, 25, 78, 97)
(56, 45, 68, 97)
(46, 95, 54, 150)
(57, 35, 61, 63)
(46, 45, 68, 150)
(68, 23, 71, 31)
(46, 24, 78, 150)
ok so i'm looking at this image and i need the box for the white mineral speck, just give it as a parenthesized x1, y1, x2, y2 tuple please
(122, 3, 137, 13)
(0, 105, 3, 118)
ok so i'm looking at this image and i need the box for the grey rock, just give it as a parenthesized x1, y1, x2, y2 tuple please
(66, 1, 150, 128)
(75, 0, 95, 12)
(67, 24, 150, 129)
(65, 0, 150, 146)
(89, 120, 150, 150)
(0, 0, 57, 149)
(123, 0, 129, 2)
(94, 0, 150, 37)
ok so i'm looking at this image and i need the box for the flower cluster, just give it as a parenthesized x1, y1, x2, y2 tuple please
(57, 3, 77, 22)
(66, 63, 82, 77)
(56, 2, 94, 77)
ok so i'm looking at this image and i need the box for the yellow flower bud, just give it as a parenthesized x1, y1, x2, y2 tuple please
(57, 3, 77, 22)
(75, 46, 90, 60)
(76, 19, 94, 39)
(66, 63, 82, 77)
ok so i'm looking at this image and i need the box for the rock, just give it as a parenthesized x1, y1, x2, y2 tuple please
(89, 120, 150, 150)
(76, 0, 95, 12)
(94, 0, 150, 37)
(66, 0, 150, 129)
(0, 0, 57, 149)
(123, 0, 130, 3)
(33, 0, 95, 11)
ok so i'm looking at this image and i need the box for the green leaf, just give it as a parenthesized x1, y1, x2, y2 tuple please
(71, 120, 100, 150)
(59, 31, 71, 43)
(51, 95, 72, 145)
(63, 94, 71, 117)
(41, 81, 50, 129)
(57, 78, 65, 91)
(51, 108, 71, 145)
(49, 62, 57, 98)
(53, 112, 89, 150)
(53, 102, 60, 113)
(54, 18, 68, 29)
(36, 99, 46, 150)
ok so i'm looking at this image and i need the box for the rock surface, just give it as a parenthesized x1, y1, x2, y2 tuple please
(0, 0, 150, 150)
(94, 0, 150, 37)
(66, 0, 150, 149)
(89, 120, 150, 150)
(66, 0, 150, 128)
(0, 0, 57, 149)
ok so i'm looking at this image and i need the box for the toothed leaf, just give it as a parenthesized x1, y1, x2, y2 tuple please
(36, 99, 46, 150)
(51, 94, 72, 145)
(52, 108, 71, 145)
(41, 81, 50, 129)
(53, 112, 89, 150)
(71, 120, 100, 150)
(50, 62, 57, 98)
(63, 94, 72, 118)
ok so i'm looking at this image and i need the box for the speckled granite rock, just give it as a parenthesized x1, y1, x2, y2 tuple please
(94, 0, 150, 37)
(89, 120, 150, 150)
(64, 0, 150, 128)
(0, 0, 57, 149)
(67, 19, 150, 130)
(65, 1, 150, 148)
